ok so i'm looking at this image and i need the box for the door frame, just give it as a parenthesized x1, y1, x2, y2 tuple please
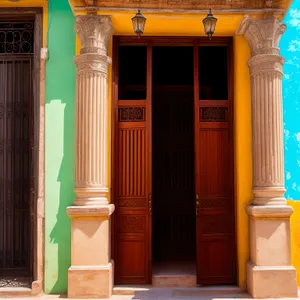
(0, 7, 44, 293)
(111, 36, 236, 283)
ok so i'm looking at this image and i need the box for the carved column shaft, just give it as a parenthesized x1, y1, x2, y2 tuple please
(249, 54, 286, 205)
(73, 15, 113, 206)
(238, 15, 287, 206)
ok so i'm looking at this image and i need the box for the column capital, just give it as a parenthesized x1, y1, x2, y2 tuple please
(75, 15, 114, 56)
(237, 15, 286, 56)
(248, 54, 284, 76)
(74, 53, 111, 74)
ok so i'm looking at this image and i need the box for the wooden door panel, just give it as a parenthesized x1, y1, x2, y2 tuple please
(115, 115, 150, 284)
(116, 224, 147, 283)
(198, 129, 230, 197)
(196, 127, 235, 284)
(194, 43, 236, 284)
(197, 235, 235, 284)
(113, 43, 152, 284)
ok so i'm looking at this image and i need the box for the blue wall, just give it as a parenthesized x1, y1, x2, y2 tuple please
(281, 0, 300, 200)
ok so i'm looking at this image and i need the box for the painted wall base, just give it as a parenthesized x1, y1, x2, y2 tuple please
(247, 262, 298, 298)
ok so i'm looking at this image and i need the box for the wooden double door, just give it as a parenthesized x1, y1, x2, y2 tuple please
(112, 37, 236, 285)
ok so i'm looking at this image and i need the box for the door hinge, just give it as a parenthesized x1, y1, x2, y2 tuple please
(148, 192, 152, 215)
(196, 193, 199, 216)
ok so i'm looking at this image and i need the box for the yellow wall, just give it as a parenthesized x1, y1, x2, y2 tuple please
(288, 200, 300, 286)
(233, 36, 252, 288)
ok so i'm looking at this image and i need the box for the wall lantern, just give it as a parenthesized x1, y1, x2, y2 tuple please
(132, 10, 146, 38)
(202, 9, 218, 40)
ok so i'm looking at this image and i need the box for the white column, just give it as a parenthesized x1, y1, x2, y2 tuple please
(237, 15, 298, 298)
(66, 15, 114, 299)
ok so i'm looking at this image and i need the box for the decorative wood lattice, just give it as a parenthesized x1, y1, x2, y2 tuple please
(0, 22, 34, 54)
(118, 198, 146, 207)
(200, 107, 228, 122)
(200, 198, 226, 208)
(119, 216, 145, 233)
(118, 107, 145, 122)
(117, 128, 146, 197)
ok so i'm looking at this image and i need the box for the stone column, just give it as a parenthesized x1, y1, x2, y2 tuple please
(66, 15, 114, 299)
(237, 15, 298, 298)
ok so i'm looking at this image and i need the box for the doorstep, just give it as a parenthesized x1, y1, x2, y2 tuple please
(0, 287, 32, 298)
(0, 280, 42, 298)
(113, 285, 247, 297)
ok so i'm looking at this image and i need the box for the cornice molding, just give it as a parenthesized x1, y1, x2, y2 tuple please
(68, 0, 288, 10)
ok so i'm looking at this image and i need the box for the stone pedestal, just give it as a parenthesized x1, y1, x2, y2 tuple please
(66, 15, 114, 299)
(246, 206, 297, 298)
(67, 206, 114, 299)
(237, 15, 298, 298)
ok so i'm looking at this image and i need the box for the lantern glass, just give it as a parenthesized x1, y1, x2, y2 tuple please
(132, 10, 146, 37)
(202, 9, 218, 39)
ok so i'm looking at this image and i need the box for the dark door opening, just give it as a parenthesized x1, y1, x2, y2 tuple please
(152, 46, 196, 271)
(0, 19, 34, 286)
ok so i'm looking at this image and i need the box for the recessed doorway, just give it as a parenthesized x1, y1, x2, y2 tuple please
(112, 37, 236, 286)
(152, 46, 196, 277)
(0, 14, 42, 289)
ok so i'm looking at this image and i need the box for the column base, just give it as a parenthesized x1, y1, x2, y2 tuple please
(247, 261, 298, 298)
(67, 204, 115, 299)
(68, 262, 114, 299)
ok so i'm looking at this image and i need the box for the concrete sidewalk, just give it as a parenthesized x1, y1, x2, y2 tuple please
(0, 286, 299, 300)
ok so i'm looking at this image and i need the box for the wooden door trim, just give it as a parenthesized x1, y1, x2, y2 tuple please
(146, 43, 153, 282)
(227, 38, 237, 281)
(193, 40, 200, 278)
(115, 36, 232, 46)
(111, 36, 118, 266)
(0, 7, 44, 294)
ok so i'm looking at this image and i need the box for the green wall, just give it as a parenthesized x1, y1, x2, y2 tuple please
(45, 0, 76, 293)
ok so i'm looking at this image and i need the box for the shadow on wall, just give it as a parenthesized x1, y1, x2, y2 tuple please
(45, 0, 76, 294)
(281, 0, 300, 200)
